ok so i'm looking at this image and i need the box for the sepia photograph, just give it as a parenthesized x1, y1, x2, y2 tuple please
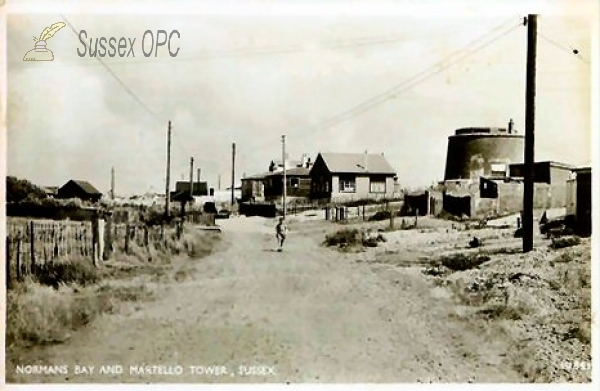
(1, 0, 597, 387)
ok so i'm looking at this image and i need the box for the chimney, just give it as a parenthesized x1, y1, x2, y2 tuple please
(364, 150, 369, 172)
(508, 118, 514, 133)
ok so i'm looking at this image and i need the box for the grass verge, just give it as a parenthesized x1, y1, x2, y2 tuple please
(6, 228, 220, 359)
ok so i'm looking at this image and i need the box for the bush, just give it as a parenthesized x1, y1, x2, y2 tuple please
(325, 228, 387, 248)
(6, 176, 47, 202)
(550, 236, 582, 249)
(34, 258, 99, 289)
(325, 228, 360, 247)
(369, 210, 391, 221)
(440, 253, 491, 271)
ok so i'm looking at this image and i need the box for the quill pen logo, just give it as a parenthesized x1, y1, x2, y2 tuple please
(23, 22, 66, 61)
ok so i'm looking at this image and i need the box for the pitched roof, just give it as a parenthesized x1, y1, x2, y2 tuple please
(69, 180, 102, 195)
(317, 152, 396, 175)
(242, 171, 271, 180)
(267, 167, 310, 177)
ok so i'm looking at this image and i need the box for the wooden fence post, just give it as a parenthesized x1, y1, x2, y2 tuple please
(29, 221, 36, 274)
(104, 214, 113, 260)
(16, 234, 22, 282)
(144, 226, 149, 247)
(6, 237, 11, 290)
(125, 224, 130, 255)
(101, 219, 106, 260)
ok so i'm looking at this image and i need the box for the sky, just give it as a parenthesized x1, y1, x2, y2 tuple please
(4, 0, 596, 196)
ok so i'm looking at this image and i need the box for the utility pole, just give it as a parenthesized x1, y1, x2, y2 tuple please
(218, 175, 221, 191)
(282, 135, 287, 218)
(523, 14, 537, 253)
(110, 166, 115, 200)
(165, 120, 172, 218)
(231, 143, 236, 208)
(189, 157, 194, 198)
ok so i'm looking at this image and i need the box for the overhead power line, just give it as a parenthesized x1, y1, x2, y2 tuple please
(60, 14, 166, 125)
(60, 15, 192, 159)
(294, 18, 523, 134)
(538, 31, 590, 64)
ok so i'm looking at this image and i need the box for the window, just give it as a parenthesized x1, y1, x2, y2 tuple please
(289, 178, 299, 188)
(339, 176, 356, 193)
(490, 163, 507, 178)
(370, 179, 386, 193)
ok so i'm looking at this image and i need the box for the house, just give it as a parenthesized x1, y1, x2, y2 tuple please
(264, 167, 311, 202)
(241, 172, 269, 202)
(57, 180, 102, 203)
(242, 154, 314, 203)
(170, 181, 208, 201)
(309, 152, 397, 202)
(566, 167, 591, 236)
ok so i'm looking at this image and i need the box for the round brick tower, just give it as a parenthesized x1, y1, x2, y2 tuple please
(443, 122, 524, 181)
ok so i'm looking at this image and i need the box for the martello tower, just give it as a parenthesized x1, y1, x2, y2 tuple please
(443, 119, 525, 181)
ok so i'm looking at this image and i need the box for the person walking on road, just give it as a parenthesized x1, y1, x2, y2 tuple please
(276, 217, 288, 251)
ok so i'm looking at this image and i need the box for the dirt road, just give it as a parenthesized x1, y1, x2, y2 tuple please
(9, 216, 524, 383)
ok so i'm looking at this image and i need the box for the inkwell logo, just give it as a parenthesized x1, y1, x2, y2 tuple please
(23, 22, 66, 61)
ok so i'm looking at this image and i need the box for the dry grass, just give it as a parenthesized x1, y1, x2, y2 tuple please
(443, 240, 591, 382)
(34, 256, 99, 288)
(550, 235, 582, 249)
(5, 279, 114, 348)
(6, 228, 221, 359)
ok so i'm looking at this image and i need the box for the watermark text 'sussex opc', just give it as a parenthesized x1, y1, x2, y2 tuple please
(78, 30, 180, 58)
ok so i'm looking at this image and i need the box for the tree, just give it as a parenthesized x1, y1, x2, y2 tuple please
(6, 176, 47, 202)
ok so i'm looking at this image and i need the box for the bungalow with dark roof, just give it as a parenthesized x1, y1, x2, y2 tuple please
(57, 180, 102, 203)
(309, 152, 397, 201)
(241, 172, 269, 202)
(264, 166, 311, 202)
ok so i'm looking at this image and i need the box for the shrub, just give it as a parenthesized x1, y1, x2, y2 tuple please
(440, 253, 491, 271)
(550, 236, 582, 249)
(369, 210, 391, 221)
(6, 176, 47, 202)
(34, 258, 99, 289)
(325, 228, 360, 247)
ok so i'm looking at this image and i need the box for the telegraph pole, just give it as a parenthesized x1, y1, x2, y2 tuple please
(189, 157, 194, 198)
(165, 120, 172, 218)
(523, 14, 537, 253)
(282, 135, 287, 218)
(110, 166, 115, 200)
(231, 143, 236, 208)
